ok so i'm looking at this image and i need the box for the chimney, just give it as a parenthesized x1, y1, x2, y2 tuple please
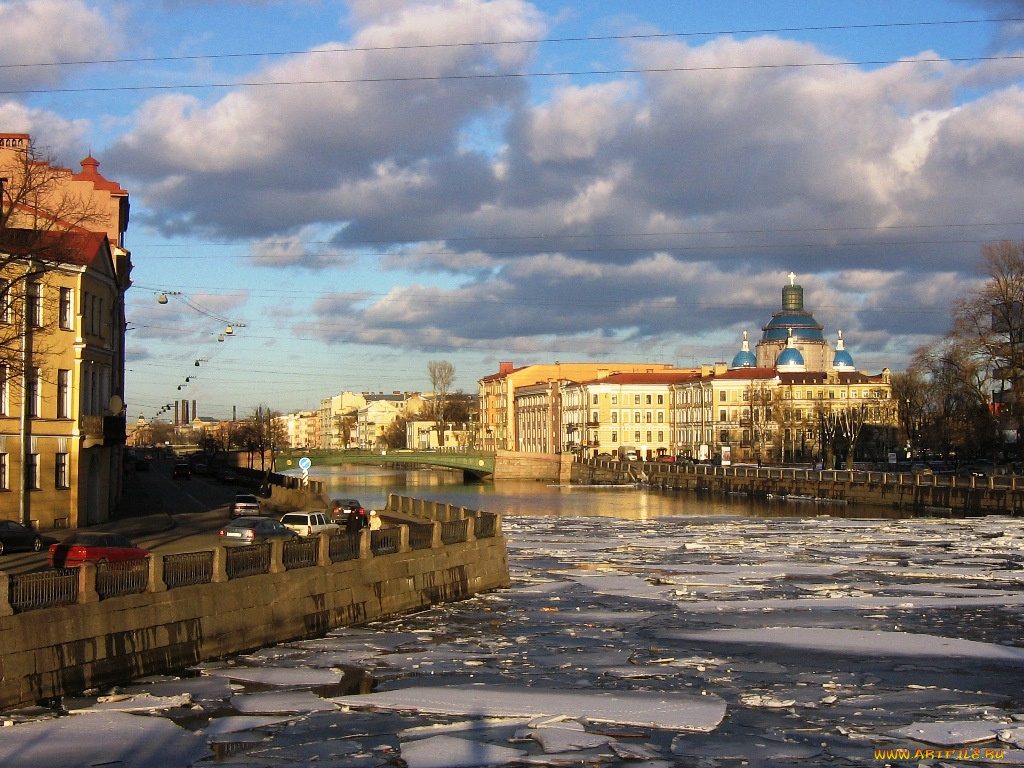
(499, 361, 514, 375)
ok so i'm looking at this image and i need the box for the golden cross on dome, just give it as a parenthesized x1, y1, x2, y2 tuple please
(788, 271, 797, 286)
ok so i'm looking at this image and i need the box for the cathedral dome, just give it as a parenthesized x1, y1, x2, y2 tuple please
(730, 330, 757, 369)
(775, 330, 806, 372)
(832, 330, 855, 371)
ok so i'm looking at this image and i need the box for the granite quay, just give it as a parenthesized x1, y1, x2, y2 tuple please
(0, 492, 509, 713)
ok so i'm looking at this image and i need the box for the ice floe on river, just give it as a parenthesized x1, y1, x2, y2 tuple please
(2, 512, 1024, 766)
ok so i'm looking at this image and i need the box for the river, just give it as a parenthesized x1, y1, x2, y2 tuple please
(303, 464, 907, 520)
(5, 466, 1020, 768)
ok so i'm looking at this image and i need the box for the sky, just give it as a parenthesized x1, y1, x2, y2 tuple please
(2, 0, 1024, 421)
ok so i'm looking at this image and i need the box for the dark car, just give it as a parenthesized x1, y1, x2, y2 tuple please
(48, 532, 150, 568)
(217, 468, 239, 484)
(172, 463, 191, 479)
(330, 498, 363, 522)
(0, 520, 45, 555)
(219, 516, 298, 546)
(230, 493, 262, 518)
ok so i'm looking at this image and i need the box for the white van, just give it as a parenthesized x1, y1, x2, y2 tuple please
(280, 511, 340, 537)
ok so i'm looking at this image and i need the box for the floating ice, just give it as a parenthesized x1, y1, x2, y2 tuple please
(341, 684, 727, 731)
(399, 734, 527, 768)
(67, 692, 192, 713)
(203, 666, 343, 686)
(891, 720, 1013, 746)
(231, 690, 337, 713)
(0, 712, 209, 768)
(658, 627, 1024, 662)
(203, 715, 296, 734)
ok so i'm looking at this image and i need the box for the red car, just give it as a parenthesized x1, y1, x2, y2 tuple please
(48, 532, 150, 568)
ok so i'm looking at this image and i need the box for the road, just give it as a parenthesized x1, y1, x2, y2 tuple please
(0, 457, 253, 575)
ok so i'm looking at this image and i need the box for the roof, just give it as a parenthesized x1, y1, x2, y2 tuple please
(0, 227, 111, 269)
(580, 371, 701, 386)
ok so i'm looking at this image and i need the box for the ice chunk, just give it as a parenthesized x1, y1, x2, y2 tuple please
(0, 712, 209, 768)
(204, 715, 296, 735)
(658, 627, 1024, 662)
(203, 666, 343, 687)
(531, 721, 612, 752)
(891, 720, 1012, 746)
(341, 684, 727, 731)
(67, 692, 192, 713)
(399, 734, 527, 768)
(231, 690, 338, 713)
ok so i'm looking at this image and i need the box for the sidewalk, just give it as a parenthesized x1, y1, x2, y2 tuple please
(98, 469, 177, 538)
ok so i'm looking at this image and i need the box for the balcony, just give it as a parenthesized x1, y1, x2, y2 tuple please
(81, 415, 127, 448)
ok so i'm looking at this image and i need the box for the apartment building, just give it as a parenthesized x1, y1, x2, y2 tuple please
(0, 134, 132, 529)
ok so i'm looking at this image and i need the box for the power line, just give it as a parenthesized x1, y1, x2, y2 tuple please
(5, 52, 1023, 95)
(0, 17, 1015, 71)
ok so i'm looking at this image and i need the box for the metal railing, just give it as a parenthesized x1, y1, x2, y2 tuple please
(329, 532, 360, 561)
(9, 568, 78, 612)
(441, 518, 469, 545)
(96, 559, 149, 599)
(283, 538, 318, 570)
(225, 544, 271, 579)
(5, 508, 500, 613)
(163, 551, 214, 589)
(370, 528, 400, 555)
(408, 523, 434, 550)
(474, 513, 497, 539)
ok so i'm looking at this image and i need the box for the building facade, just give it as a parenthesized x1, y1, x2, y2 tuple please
(0, 133, 131, 529)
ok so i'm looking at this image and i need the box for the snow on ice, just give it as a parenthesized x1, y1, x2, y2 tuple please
(2, 511, 1023, 767)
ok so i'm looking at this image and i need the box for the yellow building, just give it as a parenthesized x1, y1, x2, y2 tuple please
(0, 133, 131, 530)
(479, 361, 681, 452)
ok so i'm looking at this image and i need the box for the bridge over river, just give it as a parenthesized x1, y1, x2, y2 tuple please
(279, 449, 570, 483)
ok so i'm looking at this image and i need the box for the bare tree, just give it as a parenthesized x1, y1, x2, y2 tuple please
(242, 404, 285, 475)
(836, 401, 869, 468)
(1, 141, 108, 385)
(427, 360, 455, 447)
(745, 381, 774, 464)
(950, 241, 1024, 460)
(815, 403, 841, 469)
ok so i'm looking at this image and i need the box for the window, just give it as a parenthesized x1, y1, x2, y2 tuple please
(645, 412, 652, 423)
(55, 453, 69, 489)
(611, 431, 618, 442)
(657, 412, 664, 423)
(611, 412, 617, 423)
(27, 283, 42, 327)
(657, 394, 664, 405)
(634, 431, 640, 442)
(57, 369, 70, 418)
(645, 395, 652, 405)
(634, 411, 640, 423)
(634, 395, 640, 405)
(0, 453, 6, 490)
(592, 394, 599, 405)
(26, 454, 39, 490)
(646, 431, 652, 442)
(59, 288, 73, 330)
(719, 409, 727, 422)
(657, 431, 664, 442)
(26, 368, 39, 418)
(611, 395, 618, 405)
(0, 365, 6, 416)
(719, 430, 729, 443)
(719, 390, 726, 402)
(0, 279, 9, 323)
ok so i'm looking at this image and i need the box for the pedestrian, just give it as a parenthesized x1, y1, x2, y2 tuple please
(346, 508, 365, 534)
(368, 509, 382, 531)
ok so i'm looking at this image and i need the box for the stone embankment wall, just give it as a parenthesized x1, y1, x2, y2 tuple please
(0, 495, 509, 712)
(573, 459, 1024, 516)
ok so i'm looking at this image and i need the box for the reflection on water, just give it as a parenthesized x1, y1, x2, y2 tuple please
(294, 466, 907, 520)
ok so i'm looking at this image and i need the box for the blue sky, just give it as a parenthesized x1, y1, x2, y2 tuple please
(3, 0, 1024, 420)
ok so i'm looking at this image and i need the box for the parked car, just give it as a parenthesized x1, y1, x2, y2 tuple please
(230, 493, 262, 518)
(172, 463, 191, 479)
(48, 532, 149, 568)
(0, 520, 45, 555)
(330, 498, 364, 521)
(280, 511, 340, 537)
(217, 468, 239, 484)
(219, 517, 298, 546)
(656, 455, 676, 463)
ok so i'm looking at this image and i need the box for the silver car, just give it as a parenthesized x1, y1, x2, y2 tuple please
(230, 493, 261, 518)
